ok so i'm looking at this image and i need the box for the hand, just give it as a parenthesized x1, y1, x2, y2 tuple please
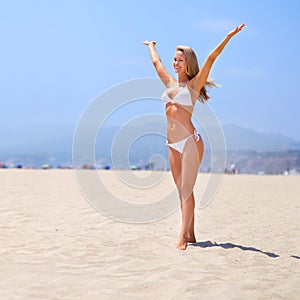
(227, 24, 245, 38)
(143, 40, 156, 46)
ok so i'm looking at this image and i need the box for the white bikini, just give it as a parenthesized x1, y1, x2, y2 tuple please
(161, 83, 194, 106)
(161, 82, 200, 154)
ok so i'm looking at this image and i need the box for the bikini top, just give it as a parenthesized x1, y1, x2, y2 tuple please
(161, 82, 194, 107)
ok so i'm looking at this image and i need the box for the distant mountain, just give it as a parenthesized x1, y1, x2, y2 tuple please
(0, 121, 74, 166)
(1, 121, 300, 170)
(222, 124, 300, 151)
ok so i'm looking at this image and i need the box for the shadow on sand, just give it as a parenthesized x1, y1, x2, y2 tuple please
(291, 255, 300, 260)
(191, 240, 280, 258)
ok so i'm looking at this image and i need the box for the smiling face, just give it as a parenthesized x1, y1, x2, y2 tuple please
(173, 50, 188, 76)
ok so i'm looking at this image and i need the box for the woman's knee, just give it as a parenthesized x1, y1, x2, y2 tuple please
(180, 186, 194, 203)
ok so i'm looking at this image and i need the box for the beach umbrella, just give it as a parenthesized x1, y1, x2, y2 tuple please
(130, 165, 138, 170)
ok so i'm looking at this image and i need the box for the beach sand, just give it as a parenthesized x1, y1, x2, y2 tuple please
(0, 169, 299, 299)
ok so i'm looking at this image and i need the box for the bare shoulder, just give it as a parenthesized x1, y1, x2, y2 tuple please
(166, 77, 177, 87)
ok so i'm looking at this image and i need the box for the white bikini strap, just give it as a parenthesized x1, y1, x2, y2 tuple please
(194, 129, 200, 142)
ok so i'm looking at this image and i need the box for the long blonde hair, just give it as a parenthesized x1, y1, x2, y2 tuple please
(176, 45, 218, 103)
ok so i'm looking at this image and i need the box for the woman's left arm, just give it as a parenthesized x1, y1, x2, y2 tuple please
(192, 24, 245, 93)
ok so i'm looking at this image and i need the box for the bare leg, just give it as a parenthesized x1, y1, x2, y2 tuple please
(168, 136, 203, 250)
(168, 147, 185, 247)
(187, 196, 196, 243)
(177, 193, 195, 250)
(168, 147, 182, 189)
(177, 136, 204, 250)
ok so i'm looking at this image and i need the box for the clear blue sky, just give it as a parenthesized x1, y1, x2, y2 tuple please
(1, 0, 300, 140)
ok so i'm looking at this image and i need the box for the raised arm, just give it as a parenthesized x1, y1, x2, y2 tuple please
(192, 24, 245, 93)
(143, 41, 174, 87)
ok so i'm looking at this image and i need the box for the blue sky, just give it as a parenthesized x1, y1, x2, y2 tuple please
(1, 0, 300, 141)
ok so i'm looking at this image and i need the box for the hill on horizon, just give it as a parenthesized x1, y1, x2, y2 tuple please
(1, 121, 300, 169)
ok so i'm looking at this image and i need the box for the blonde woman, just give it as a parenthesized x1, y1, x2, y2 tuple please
(143, 24, 245, 250)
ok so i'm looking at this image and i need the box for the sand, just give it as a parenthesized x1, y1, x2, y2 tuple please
(0, 169, 299, 299)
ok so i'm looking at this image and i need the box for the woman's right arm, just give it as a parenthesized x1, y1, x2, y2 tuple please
(143, 41, 174, 87)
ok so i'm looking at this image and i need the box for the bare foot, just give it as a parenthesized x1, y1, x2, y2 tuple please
(176, 237, 188, 250)
(187, 233, 196, 244)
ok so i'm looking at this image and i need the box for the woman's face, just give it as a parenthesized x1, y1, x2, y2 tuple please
(173, 50, 187, 75)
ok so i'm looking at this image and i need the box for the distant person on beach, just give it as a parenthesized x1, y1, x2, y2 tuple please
(143, 24, 245, 250)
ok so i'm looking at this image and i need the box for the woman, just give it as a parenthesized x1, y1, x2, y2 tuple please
(143, 24, 245, 250)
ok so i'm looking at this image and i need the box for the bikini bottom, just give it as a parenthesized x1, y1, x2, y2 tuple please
(167, 129, 200, 154)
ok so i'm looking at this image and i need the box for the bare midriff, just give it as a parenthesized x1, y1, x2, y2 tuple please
(165, 103, 195, 144)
